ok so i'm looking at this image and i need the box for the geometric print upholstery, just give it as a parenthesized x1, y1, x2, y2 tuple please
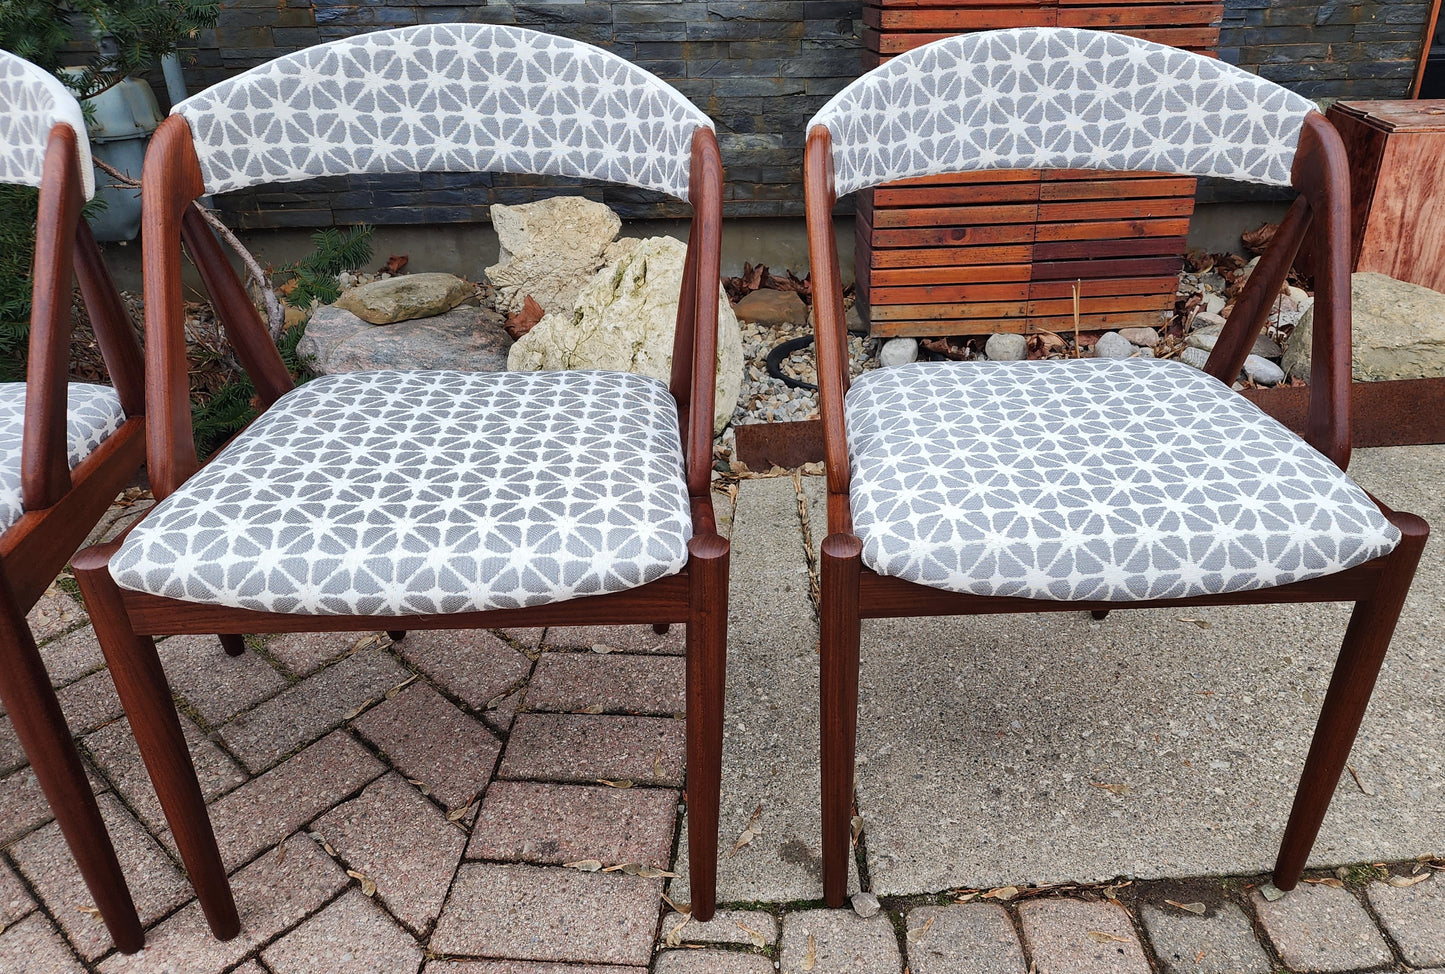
(809, 27, 1318, 197)
(0, 49, 95, 199)
(172, 23, 713, 201)
(110, 370, 693, 615)
(845, 359, 1400, 602)
(0, 382, 126, 532)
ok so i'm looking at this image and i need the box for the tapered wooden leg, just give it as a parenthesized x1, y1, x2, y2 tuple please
(1090, 610, 1110, 621)
(218, 634, 245, 657)
(73, 544, 241, 940)
(653, 623, 671, 636)
(820, 533, 862, 908)
(387, 630, 407, 642)
(1273, 511, 1429, 889)
(685, 534, 728, 922)
(0, 577, 143, 953)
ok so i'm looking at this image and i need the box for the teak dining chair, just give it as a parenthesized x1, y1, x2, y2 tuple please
(71, 23, 729, 936)
(0, 50, 148, 951)
(803, 27, 1430, 907)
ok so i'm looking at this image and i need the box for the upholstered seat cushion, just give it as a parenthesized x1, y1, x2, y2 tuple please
(111, 370, 693, 615)
(846, 359, 1400, 602)
(0, 382, 126, 532)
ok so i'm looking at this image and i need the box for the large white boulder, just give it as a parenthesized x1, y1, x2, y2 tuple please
(485, 197, 633, 316)
(1284, 272, 1445, 382)
(508, 236, 743, 433)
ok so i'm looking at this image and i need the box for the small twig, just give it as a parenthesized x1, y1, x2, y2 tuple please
(91, 158, 286, 342)
(1072, 280, 1081, 358)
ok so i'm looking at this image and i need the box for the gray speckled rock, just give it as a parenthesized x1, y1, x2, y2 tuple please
(333, 273, 473, 324)
(1094, 331, 1137, 359)
(1284, 272, 1445, 382)
(879, 337, 919, 367)
(1180, 346, 1212, 370)
(1243, 354, 1285, 386)
(300, 304, 511, 374)
(984, 332, 1027, 361)
(1117, 326, 1160, 347)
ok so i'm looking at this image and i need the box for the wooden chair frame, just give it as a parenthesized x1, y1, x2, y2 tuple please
(73, 112, 728, 938)
(0, 122, 148, 950)
(804, 113, 1430, 907)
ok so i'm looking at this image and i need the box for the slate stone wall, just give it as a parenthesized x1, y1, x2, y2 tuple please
(175, 1, 1435, 228)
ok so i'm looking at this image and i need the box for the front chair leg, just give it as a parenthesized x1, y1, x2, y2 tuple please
(685, 534, 728, 922)
(0, 579, 143, 953)
(218, 634, 245, 657)
(73, 543, 241, 940)
(1274, 512, 1429, 889)
(387, 630, 407, 642)
(820, 533, 862, 908)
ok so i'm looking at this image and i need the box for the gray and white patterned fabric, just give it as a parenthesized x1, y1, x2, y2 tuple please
(0, 49, 94, 198)
(111, 369, 693, 616)
(0, 382, 125, 531)
(846, 359, 1399, 602)
(173, 23, 712, 200)
(810, 27, 1317, 196)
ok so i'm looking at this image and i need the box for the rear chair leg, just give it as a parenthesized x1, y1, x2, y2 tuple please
(820, 534, 862, 909)
(653, 623, 671, 636)
(1273, 512, 1429, 889)
(73, 543, 241, 940)
(218, 634, 245, 657)
(387, 630, 407, 642)
(685, 534, 728, 922)
(0, 578, 143, 952)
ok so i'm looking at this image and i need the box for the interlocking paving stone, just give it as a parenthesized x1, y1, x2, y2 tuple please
(0, 767, 55, 845)
(352, 681, 501, 811)
(261, 888, 425, 973)
(527, 653, 685, 714)
(483, 686, 526, 734)
(469, 781, 677, 869)
(779, 910, 902, 973)
(84, 712, 246, 834)
(11, 793, 190, 960)
(425, 963, 646, 973)
(0, 857, 35, 925)
(0, 717, 23, 775)
(394, 629, 531, 711)
(430, 862, 660, 965)
(654, 951, 775, 973)
(100, 834, 347, 974)
(1018, 898, 1150, 974)
(313, 773, 466, 935)
(1139, 901, 1272, 974)
(1250, 883, 1393, 972)
(660, 908, 778, 945)
(496, 628, 547, 651)
(0, 912, 86, 974)
(188, 730, 385, 870)
(220, 647, 410, 771)
(905, 904, 1027, 974)
(156, 633, 288, 725)
(55, 668, 123, 735)
(542, 624, 685, 655)
(39, 626, 107, 688)
(26, 590, 88, 644)
(263, 630, 368, 677)
(1367, 876, 1445, 967)
(500, 714, 685, 786)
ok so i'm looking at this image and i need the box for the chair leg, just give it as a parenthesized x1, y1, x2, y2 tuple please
(0, 579, 144, 953)
(684, 535, 728, 922)
(1090, 610, 1110, 621)
(73, 544, 241, 941)
(653, 623, 670, 636)
(1273, 512, 1429, 890)
(820, 533, 862, 908)
(387, 630, 407, 642)
(218, 634, 245, 657)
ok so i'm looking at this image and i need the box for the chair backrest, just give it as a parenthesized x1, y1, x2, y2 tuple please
(172, 22, 713, 200)
(809, 27, 1317, 196)
(0, 49, 94, 198)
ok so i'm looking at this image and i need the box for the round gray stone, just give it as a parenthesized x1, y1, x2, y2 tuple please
(1094, 332, 1138, 359)
(879, 337, 919, 367)
(984, 332, 1027, 361)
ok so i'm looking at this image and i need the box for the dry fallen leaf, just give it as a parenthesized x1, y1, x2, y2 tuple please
(1165, 900, 1207, 915)
(1389, 873, 1432, 888)
(275, 841, 287, 864)
(577, 704, 605, 714)
(596, 778, 634, 789)
(1087, 930, 1131, 944)
(591, 643, 616, 654)
(661, 892, 689, 915)
(1259, 883, 1285, 901)
(407, 778, 431, 797)
(1090, 782, 1133, 797)
(346, 869, 377, 897)
(563, 859, 604, 872)
(603, 863, 678, 879)
(734, 920, 767, 947)
(664, 913, 691, 947)
(908, 915, 936, 943)
(1176, 617, 1212, 629)
(447, 801, 477, 823)
(1304, 877, 1344, 888)
(653, 750, 664, 778)
(851, 815, 864, 844)
(75, 905, 103, 920)
(982, 885, 1019, 901)
(385, 675, 419, 700)
(731, 804, 764, 858)
(1102, 880, 1132, 902)
(802, 931, 817, 971)
(344, 698, 377, 721)
(954, 891, 979, 903)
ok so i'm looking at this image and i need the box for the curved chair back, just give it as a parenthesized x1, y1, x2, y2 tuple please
(173, 22, 712, 200)
(0, 49, 94, 198)
(810, 27, 1317, 196)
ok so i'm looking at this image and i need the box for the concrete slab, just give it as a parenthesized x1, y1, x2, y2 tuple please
(786, 447, 1445, 894)
(672, 475, 859, 903)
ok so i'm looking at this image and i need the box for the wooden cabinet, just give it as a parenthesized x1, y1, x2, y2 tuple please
(1329, 100, 1445, 294)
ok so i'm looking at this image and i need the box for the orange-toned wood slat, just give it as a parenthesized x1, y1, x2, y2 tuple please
(869, 264, 1035, 286)
(1036, 196, 1195, 221)
(867, 26, 1218, 56)
(871, 181, 1042, 207)
(1026, 275, 1180, 299)
(1037, 176, 1197, 200)
(1029, 256, 1183, 280)
(1033, 236, 1186, 260)
(861, 241, 1038, 269)
(869, 300, 1033, 321)
(864, 6, 1056, 29)
(867, 202, 1041, 228)
(1032, 217, 1191, 241)
(866, 281, 1033, 304)
(1026, 293, 1177, 315)
(1056, 4, 1222, 26)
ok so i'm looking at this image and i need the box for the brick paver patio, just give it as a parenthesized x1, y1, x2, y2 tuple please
(0, 478, 1442, 973)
